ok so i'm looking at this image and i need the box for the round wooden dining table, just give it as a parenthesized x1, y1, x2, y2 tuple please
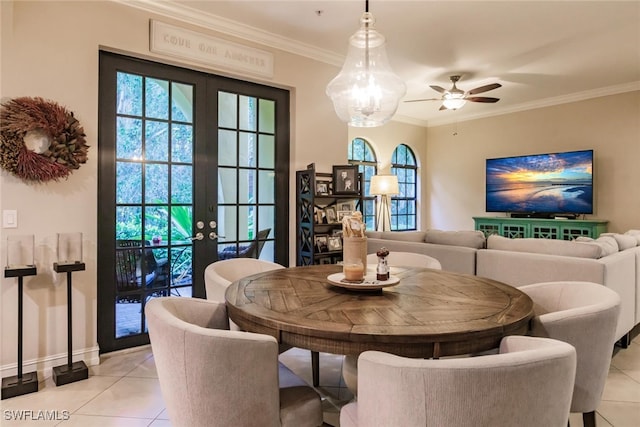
(225, 264, 533, 359)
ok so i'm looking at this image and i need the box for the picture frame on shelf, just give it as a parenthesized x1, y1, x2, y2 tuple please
(315, 181, 329, 195)
(315, 235, 329, 252)
(325, 206, 337, 224)
(332, 165, 359, 195)
(337, 210, 352, 222)
(319, 257, 332, 265)
(315, 207, 326, 224)
(339, 201, 355, 213)
(327, 236, 342, 251)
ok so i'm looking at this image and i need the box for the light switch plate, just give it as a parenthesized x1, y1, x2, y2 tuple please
(3, 210, 17, 228)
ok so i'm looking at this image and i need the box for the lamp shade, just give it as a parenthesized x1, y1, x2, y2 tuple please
(326, 11, 406, 127)
(369, 174, 399, 196)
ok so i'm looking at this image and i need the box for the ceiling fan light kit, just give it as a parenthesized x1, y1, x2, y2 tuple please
(326, 0, 406, 127)
(407, 75, 502, 111)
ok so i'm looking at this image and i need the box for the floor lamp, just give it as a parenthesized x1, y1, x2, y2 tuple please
(370, 174, 399, 231)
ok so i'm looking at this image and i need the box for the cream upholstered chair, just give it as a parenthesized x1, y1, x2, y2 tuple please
(340, 336, 576, 427)
(204, 258, 321, 386)
(366, 251, 442, 270)
(204, 258, 285, 303)
(344, 251, 443, 395)
(146, 297, 323, 427)
(519, 281, 621, 427)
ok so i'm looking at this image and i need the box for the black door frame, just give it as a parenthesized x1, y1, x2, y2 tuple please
(97, 51, 289, 353)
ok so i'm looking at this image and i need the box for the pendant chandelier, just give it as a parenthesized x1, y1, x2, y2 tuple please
(326, 0, 406, 127)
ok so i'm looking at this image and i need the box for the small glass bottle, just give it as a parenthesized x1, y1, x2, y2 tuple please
(376, 247, 390, 281)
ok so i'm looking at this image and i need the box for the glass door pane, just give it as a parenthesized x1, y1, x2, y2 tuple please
(114, 72, 194, 339)
(216, 92, 275, 261)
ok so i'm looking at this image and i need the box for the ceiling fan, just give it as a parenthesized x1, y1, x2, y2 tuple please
(405, 75, 501, 110)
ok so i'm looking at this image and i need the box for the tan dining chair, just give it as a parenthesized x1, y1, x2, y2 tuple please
(204, 258, 321, 387)
(366, 251, 442, 270)
(344, 251, 443, 395)
(146, 297, 323, 427)
(519, 281, 621, 427)
(340, 335, 576, 427)
(204, 258, 284, 303)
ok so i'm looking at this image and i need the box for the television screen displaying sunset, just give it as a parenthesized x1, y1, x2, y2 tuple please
(486, 150, 593, 214)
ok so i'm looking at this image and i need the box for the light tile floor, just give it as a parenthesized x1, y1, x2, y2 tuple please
(1, 336, 639, 426)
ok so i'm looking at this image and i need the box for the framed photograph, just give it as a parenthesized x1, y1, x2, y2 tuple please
(315, 234, 329, 252)
(337, 210, 352, 222)
(339, 201, 355, 213)
(314, 207, 326, 224)
(324, 206, 337, 223)
(332, 165, 359, 195)
(327, 236, 342, 251)
(315, 181, 329, 195)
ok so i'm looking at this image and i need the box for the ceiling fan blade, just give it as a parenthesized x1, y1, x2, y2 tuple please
(439, 104, 448, 111)
(467, 83, 502, 95)
(466, 96, 500, 103)
(429, 85, 446, 94)
(404, 98, 440, 103)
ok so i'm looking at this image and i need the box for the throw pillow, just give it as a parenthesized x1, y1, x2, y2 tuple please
(601, 233, 637, 250)
(624, 230, 640, 245)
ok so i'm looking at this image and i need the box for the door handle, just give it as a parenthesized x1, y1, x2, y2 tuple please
(209, 232, 225, 240)
(190, 232, 204, 241)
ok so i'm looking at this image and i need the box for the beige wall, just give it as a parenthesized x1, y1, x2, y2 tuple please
(426, 91, 640, 232)
(0, 0, 347, 375)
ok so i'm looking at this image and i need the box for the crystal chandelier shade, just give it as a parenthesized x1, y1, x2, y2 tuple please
(326, 9, 406, 127)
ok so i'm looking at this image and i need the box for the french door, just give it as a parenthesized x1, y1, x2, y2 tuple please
(97, 51, 289, 353)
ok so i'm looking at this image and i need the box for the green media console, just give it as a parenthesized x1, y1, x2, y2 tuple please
(473, 217, 608, 240)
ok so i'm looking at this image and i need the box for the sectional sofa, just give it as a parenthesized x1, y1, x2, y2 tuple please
(365, 229, 640, 344)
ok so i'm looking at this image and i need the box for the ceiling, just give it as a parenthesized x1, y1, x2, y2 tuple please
(124, 0, 640, 126)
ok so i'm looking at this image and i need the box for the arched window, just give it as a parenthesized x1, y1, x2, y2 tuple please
(391, 144, 417, 231)
(348, 138, 377, 230)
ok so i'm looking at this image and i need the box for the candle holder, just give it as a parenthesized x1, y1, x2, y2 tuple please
(52, 233, 88, 386)
(2, 235, 38, 400)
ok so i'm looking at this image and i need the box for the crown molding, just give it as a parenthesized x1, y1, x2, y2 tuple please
(113, 0, 344, 66)
(425, 81, 640, 128)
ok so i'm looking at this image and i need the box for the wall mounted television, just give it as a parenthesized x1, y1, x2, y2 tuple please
(485, 149, 594, 218)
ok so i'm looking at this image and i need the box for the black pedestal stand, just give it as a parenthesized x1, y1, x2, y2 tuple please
(2, 266, 38, 400)
(52, 262, 88, 386)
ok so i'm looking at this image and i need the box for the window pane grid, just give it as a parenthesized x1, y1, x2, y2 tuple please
(348, 138, 378, 230)
(390, 144, 418, 231)
(217, 91, 276, 248)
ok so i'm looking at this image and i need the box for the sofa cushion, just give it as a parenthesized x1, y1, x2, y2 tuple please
(624, 230, 640, 245)
(425, 230, 486, 249)
(601, 233, 637, 250)
(379, 231, 427, 243)
(575, 236, 619, 257)
(365, 231, 383, 239)
(487, 235, 602, 259)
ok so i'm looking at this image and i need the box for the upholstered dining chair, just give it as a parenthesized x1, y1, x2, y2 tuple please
(204, 258, 321, 387)
(146, 297, 323, 427)
(519, 281, 621, 427)
(204, 258, 284, 303)
(366, 251, 442, 270)
(340, 335, 576, 427)
(344, 251, 443, 395)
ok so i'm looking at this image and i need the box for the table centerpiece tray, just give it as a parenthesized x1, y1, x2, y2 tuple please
(326, 273, 400, 291)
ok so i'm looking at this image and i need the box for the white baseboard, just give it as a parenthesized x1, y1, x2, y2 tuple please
(1, 346, 100, 380)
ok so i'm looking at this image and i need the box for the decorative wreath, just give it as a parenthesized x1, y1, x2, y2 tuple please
(0, 97, 89, 182)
